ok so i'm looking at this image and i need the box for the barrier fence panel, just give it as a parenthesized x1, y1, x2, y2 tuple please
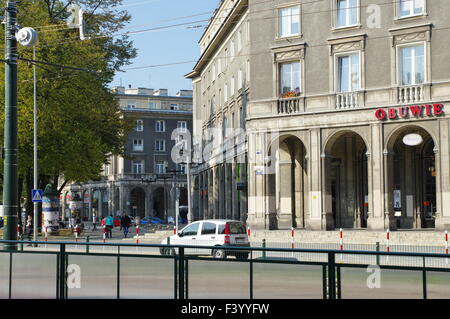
(0, 240, 449, 300)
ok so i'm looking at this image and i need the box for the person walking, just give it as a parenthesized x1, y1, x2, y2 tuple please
(25, 215, 33, 246)
(121, 214, 131, 238)
(92, 211, 97, 231)
(105, 214, 114, 239)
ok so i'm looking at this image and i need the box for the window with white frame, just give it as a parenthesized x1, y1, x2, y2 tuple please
(336, 0, 359, 28)
(399, 0, 424, 18)
(217, 59, 222, 76)
(177, 164, 186, 174)
(212, 63, 216, 81)
(231, 76, 235, 96)
(177, 121, 187, 133)
(237, 30, 242, 52)
(155, 120, 165, 132)
(279, 61, 301, 97)
(133, 139, 143, 152)
(132, 160, 144, 174)
(136, 119, 143, 132)
(224, 83, 228, 102)
(155, 161, 167, 174)
(230, 39, 235, 59)
(170, 104, 179, 110)
(127, 100, 136, 109)
(238, 68, 243, 88)
(399, 44, 425, 86)
(149, 102, 158, 109)
(278, 5, 300, 38)
(155, 139, 165, 152)
(337, 53, 360, 92)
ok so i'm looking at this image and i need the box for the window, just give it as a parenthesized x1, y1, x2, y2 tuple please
(155, 139, 165, 152)
(399, 0, 424, 17)
(222, 116, 228, 138)
(231, 76, 235, 96)
(132, 160, 144, 174)
(177, 164, 186, 174)
(149, 102, 158, 109)
(230, 40, 235, 59)
(155, 120, 165, 132)
(238, 68, 243, 88)
(237, 30, 242, 52)
(278, 6, 300, 37)
(217, 59, 222, 76)
(224, 48, 228, 67)
(127, 100, 136, 109)
(279, 62, 301, 97)
(201, 222, 217, 235)
(170, 104, 179, 110)
(177, 121, 187, 133)
(224, 83, 228, 102)
(336, 0, 358, 28)
(181, 223, 199, 236)
(155, 161, 166, 174)
(136, 120, 143, 132)
(337, 54, 360, 92)
(133, 139, 143, 152)
(218, 222, 246, 234)
(212, 63, 216, 81)
(399, 44, 425, 86)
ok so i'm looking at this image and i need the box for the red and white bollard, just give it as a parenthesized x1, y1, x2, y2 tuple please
(291, 227, 295, 257)
(386, 229, 390, 263)
(45, 226, 48, 248)
(75, 225, 79, 242)
(173, 225, 177, 235)
(247, 226, 251, 237)
(445, 230, 448, 265)
(136, 225, 140, 250)
(339, 228, 343, 262)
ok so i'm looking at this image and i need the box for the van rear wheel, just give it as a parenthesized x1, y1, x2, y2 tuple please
(212, 248, 226, 259)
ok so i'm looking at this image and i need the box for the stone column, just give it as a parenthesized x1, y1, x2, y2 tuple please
(309, 129, 322, 230)
(436, 119, 450, 230)
(383, 150, 397, 230)
(367, 124, 384, 230)
(321, 153, 334, 230)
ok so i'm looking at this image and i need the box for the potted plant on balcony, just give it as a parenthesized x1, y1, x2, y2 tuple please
(280, 89, 300, 99)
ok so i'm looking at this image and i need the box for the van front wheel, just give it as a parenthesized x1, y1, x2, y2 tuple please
(212, 249, 226, 259)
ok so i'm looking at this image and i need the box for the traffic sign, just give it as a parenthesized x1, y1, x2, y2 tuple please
(32, 189, 43, 202)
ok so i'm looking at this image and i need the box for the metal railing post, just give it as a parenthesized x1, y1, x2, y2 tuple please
(422, 256, 427, 299)
(9, 252, 12, 299)
(376, 242, 380, 266)
(59, 244, 66, 299)
(262, 239, 266, 259)
(86, 236, 90, 254)
(328, 252, 336, 299)
(250, 251, 254, 299)
(178, 247, 185, 299)
(117, 246, 120, 299)
(322, 265, 327, 299)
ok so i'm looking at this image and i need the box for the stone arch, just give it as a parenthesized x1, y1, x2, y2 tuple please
(323, 130, 369, 229)
(384, 124, 438, 229)
(267, 134, 308, 229)
(130, 187, 146, 218)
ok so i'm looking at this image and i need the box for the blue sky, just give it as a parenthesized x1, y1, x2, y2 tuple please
(112, 0, 221, 95)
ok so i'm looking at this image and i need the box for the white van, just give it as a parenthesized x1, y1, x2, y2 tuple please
(160, 219, 250, 259)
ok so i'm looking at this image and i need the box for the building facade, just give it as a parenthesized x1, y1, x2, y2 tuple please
(190, 0, 450, 231)
(63, 87, 193, 221)
(187, 0, 250, 223)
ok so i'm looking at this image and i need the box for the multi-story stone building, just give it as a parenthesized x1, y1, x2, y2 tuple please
(189, 0, 450, 231)
(186, 0, 250, 223)
(63, 87, 193, 221)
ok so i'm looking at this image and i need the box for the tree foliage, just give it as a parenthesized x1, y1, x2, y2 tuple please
(0, 0, 137, 207)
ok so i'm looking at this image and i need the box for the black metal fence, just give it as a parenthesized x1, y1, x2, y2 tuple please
(0, 240, 449, 299)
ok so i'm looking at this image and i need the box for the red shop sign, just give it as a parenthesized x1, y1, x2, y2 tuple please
(375, 104, 444, 121)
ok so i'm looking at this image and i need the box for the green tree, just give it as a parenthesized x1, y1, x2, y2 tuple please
(0, 0, 137, 218)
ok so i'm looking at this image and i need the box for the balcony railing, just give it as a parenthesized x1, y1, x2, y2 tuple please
(336, 92, 359, 109)
(398, 85, 424, 104)
(278, 97, 301, 114)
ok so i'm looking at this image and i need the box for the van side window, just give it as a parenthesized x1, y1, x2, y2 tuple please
(201, 222, 217, 235)
(181, 223, 199, 236)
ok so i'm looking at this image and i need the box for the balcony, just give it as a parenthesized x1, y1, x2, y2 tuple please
(398, 85, 424, 104)
(277, 97, 302, 114)
(335, 92, 359, 109)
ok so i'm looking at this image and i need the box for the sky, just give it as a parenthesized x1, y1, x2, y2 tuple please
(111, 0, 221, 95)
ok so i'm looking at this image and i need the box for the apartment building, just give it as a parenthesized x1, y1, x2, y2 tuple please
(63, 87, 193, 221)
(189, 0, 450, 231)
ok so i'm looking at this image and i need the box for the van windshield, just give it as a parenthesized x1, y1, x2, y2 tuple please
(218, 222, 246, 234)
